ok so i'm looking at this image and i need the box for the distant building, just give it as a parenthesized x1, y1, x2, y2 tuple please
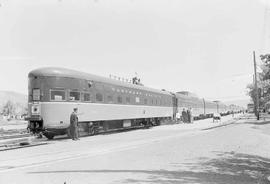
(247, 103, 254, 113)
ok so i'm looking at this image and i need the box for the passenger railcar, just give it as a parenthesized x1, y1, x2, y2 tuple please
(218, 102, 229, 115)
(174, 93, 222, 119)
(27, 67, 240, 139)
(27, 67, 174, 139)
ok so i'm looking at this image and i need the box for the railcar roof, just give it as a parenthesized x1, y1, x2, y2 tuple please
(29, 67, 172, 96)
(175, 92, 224, 106)
(175, 92, 203, 101)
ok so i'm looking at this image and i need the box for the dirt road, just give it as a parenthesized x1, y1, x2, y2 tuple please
(0, 114, 270, 184)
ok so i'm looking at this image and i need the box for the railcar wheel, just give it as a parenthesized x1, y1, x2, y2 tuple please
(88, 127, 95, 136)
(44, 133, 54, 140)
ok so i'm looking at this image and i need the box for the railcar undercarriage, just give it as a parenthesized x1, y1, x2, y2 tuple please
(28, 117, 168, 140)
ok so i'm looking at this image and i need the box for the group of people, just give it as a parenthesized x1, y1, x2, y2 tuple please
(176, 108, 193, 123)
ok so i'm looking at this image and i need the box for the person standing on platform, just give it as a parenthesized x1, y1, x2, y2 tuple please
(189, 108, 193, 123)
(182, 108, 187, 123)
(70, 107, 79, 140)
(187, 108, 191, 123)
(176, 111, 181, 123)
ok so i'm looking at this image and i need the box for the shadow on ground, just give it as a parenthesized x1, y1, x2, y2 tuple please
(28, 152, 270, 184)
(246, 120, 270, 125)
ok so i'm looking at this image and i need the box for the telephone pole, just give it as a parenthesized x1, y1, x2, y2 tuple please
(253, 51, 260, 120)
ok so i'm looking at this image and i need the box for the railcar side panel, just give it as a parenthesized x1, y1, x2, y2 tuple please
(38, 102, 173, 129)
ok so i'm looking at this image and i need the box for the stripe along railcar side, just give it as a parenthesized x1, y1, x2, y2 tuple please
(27, 67, 174, 139)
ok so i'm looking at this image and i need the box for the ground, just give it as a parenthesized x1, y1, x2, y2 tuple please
(0, 119, 27, 133)
(0, 114, 270, 184)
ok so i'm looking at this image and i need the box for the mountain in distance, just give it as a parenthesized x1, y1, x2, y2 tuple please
(0, 91, 27, 107)
(223, 98, 251, 108)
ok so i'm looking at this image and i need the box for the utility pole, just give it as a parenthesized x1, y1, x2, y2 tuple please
(253, 51, 260, 120)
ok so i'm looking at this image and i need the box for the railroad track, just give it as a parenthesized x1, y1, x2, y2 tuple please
(0, 132, 48, 151)
(0, 135, 48, 151)
(0, 141, 48, 151)
(0, 133, 31, 140)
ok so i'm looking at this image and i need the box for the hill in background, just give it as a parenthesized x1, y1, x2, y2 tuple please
(224, 98, 251, 108)
(0, 91, 27, 105)
(0, 91, 27, 115)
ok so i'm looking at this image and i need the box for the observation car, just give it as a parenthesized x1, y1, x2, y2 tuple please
(27, 67, 173, 139)
(27, 67, 239, 139)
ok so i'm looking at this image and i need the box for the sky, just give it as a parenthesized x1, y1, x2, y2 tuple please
(0, 0, 269, 104)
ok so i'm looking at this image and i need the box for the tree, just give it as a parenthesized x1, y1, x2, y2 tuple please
(1, 100, 15, 117)
(260, 54, 270, 80)
(246, 83, 264, 110)
(247, 53, 270, 113)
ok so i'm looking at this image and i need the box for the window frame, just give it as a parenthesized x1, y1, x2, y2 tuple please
(126, 96, 131, 104)
(50, 89, 67, 101)
(107, 95, 114, 103)
(96, 92, 104, 102)
(144, 98, 148, 105)
(68, 90, 81, 101)
(82, 92, 91, 102)
(117, 96, 123, 104)
(32, 88, 41, 101)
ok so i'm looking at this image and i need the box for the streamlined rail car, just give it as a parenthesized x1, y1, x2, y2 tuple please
(27, 67, 240, 139)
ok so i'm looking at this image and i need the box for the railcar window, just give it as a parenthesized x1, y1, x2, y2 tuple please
(117, 96, 122, 103)
(126, 97, 130, 104)
(83, 93, 91, 102)
(107, 95, 113, 103)
(96, 93, 103, 102)
(33, 89, 40, 101)
(144, 99, 147, 105)
(69, 91, 80, 101)
(50, 90, 66, 101)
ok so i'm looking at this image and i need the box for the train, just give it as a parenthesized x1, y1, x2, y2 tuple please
(27, 67, 241, 139)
